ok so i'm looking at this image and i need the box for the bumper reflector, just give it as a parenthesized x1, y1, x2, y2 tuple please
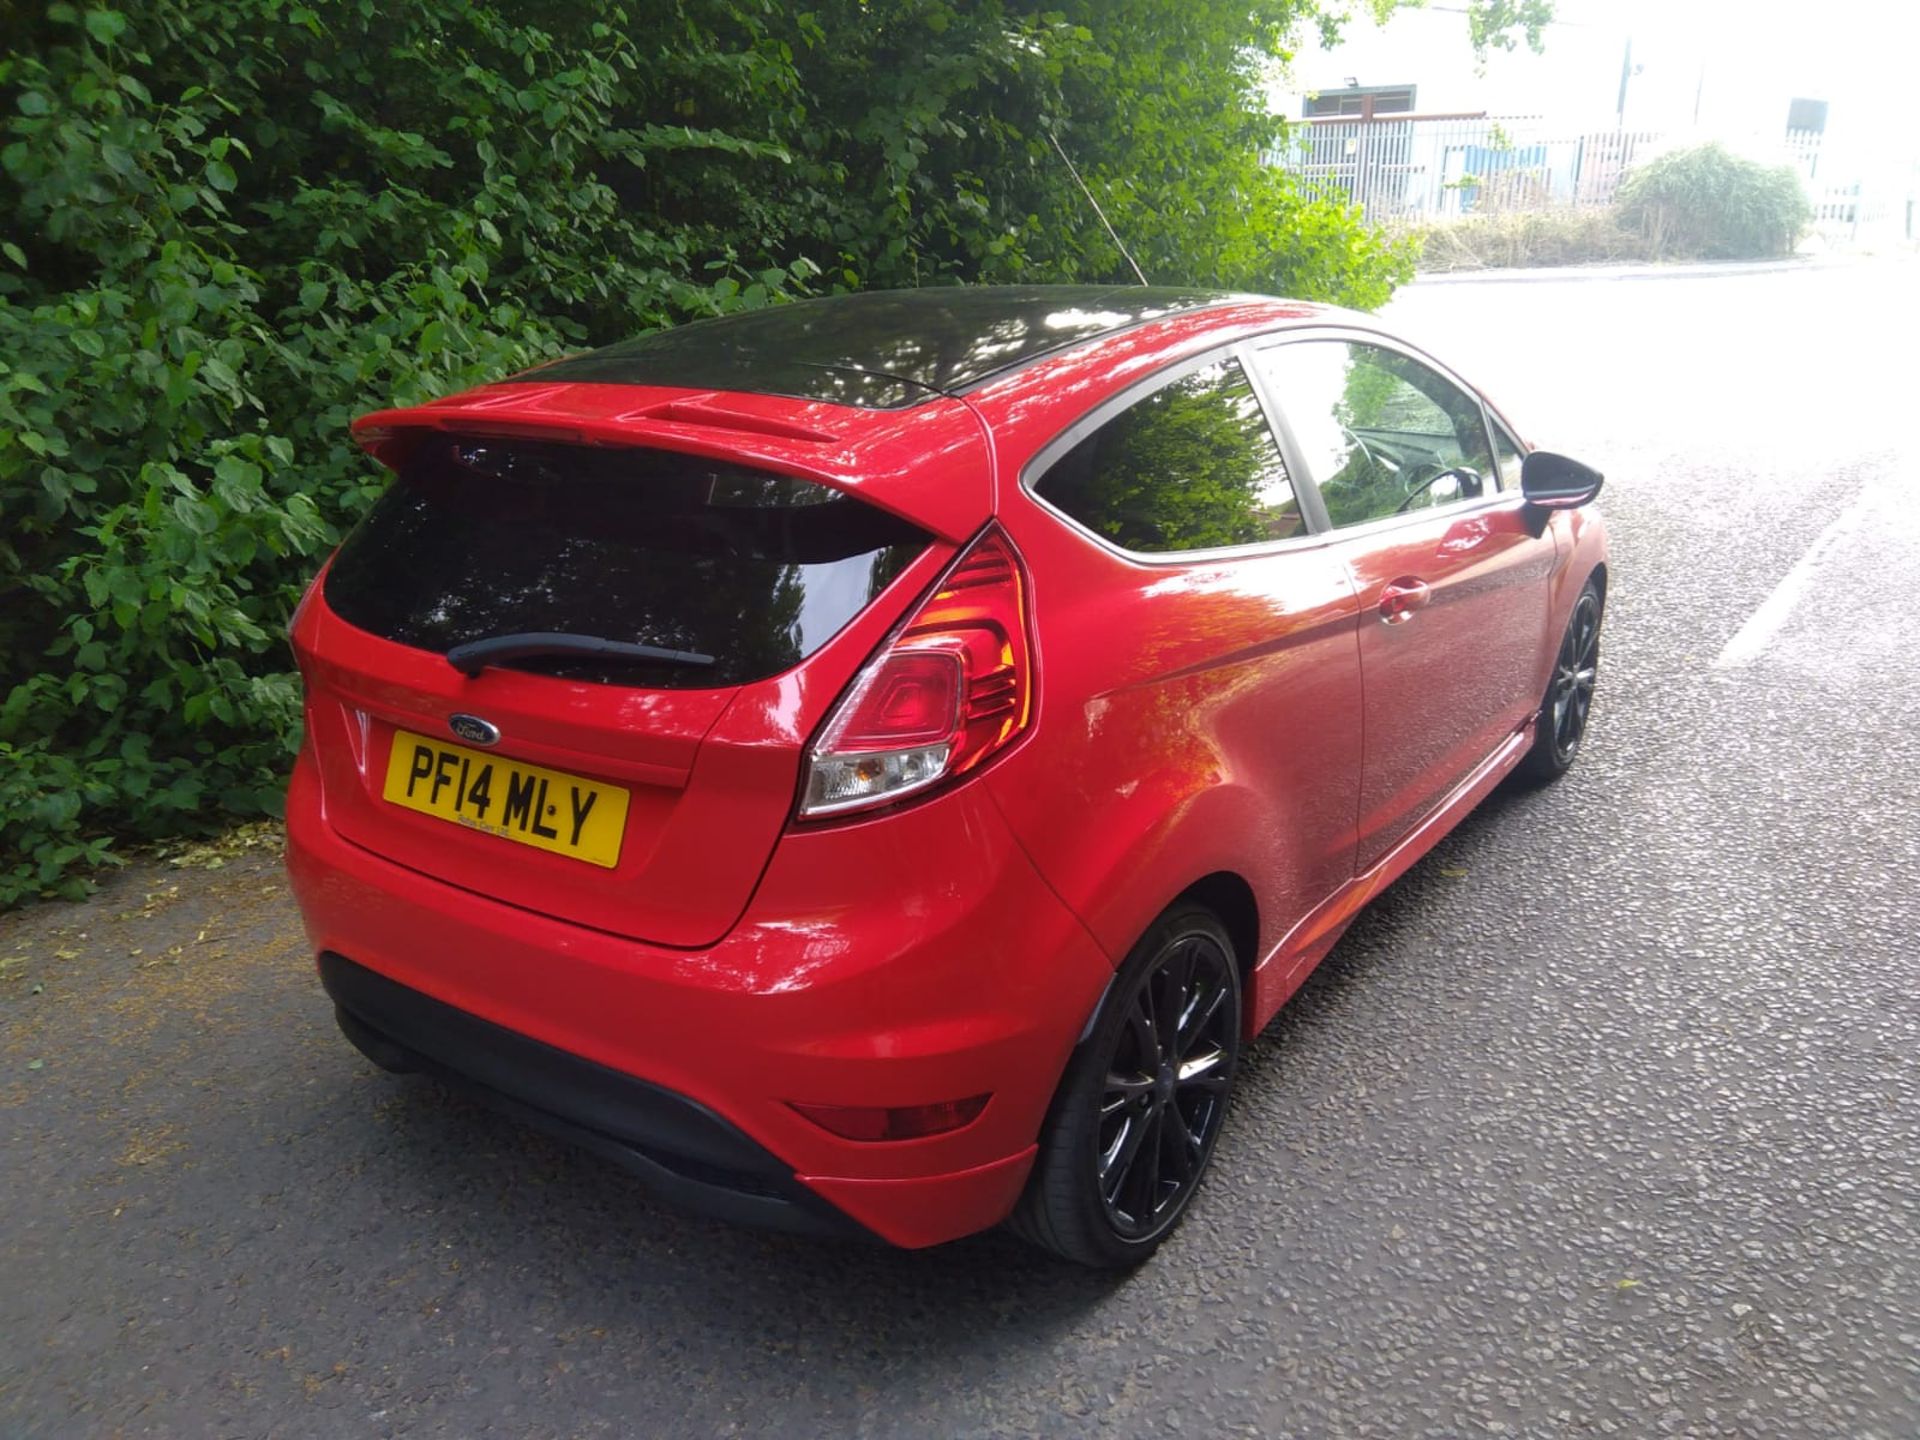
(790, 1094, 991, 1142)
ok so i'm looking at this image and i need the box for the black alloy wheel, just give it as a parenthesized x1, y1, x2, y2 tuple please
(1516, 576, 1603, 785)
(1096, 932, 1237, 1239)
(1012, 904, 1242, 1267)
(1550, 588, 1601, 762)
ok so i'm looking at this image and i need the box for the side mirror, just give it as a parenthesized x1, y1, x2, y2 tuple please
(1520, 451, 1604, 509)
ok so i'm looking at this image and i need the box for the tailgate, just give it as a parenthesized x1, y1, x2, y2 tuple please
(293, 418, 979, 947)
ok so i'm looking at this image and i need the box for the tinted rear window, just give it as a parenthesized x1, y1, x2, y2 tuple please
(324, 437, 930, 688)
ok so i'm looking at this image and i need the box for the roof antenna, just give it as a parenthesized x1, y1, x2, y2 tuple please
(1045, 126, 1150, 287)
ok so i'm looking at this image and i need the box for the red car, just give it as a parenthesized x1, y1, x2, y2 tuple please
(287, 287, 1606, 1266)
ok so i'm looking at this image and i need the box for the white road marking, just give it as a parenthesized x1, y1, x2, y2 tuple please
(1713, 483, 1877, 669)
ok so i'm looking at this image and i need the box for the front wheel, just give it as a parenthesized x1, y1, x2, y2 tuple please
(1010, 904, 1241, 1267)
(1514, 577, 1603, 786)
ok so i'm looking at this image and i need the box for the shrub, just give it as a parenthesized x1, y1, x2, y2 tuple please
(1616, 142, 1812, 260)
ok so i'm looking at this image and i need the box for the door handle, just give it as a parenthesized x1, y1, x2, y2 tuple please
(1378, 577, 1432, 625)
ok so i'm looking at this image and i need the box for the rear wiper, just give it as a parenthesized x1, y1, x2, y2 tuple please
(446, 632, 716, 678)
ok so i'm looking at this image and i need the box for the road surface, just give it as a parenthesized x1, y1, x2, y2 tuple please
(4, 257, 1918, 1437)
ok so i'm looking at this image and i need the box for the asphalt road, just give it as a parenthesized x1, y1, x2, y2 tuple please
(5, 258, 1919, 1439)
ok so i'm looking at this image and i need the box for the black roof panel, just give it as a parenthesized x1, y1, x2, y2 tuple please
(510, 286, 1227, 408)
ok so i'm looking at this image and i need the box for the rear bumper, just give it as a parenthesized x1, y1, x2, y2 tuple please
(286, 749, 1113, 1248)
(321, 952, 872, 1240)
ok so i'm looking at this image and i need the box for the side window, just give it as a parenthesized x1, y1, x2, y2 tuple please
(1256, 341, 1496, 529)
(1491, 422, 1525, 491)
(1032, 356, 1303, 554)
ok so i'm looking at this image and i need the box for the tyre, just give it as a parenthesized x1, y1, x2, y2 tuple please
(1513, 577, 1603, 787)
(1011, 903, 1241, 1267)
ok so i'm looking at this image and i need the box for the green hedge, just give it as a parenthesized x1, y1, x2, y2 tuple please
(0, 0, 1417, 905)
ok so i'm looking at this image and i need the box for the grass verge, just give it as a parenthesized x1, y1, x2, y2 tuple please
(1400, 209, 1660, 272)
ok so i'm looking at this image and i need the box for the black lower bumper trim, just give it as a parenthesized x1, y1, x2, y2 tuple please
(318, 952, 872, 1242)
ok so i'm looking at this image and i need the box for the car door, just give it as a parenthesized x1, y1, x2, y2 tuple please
(1251, 335, 1555, 871)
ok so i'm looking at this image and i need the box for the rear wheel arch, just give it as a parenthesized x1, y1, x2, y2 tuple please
(1175, 872, 1260, 985)
(1057, 875, 1256, 1084)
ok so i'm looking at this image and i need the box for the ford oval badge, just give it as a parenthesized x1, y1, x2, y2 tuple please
(448, 713, 501, 747)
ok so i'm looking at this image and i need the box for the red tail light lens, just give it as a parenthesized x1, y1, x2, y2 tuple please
(825, 650, 964, 750)
(799, 526, 1033, 819)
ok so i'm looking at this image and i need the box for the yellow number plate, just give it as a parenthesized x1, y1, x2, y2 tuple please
(381, 729, 630, 869)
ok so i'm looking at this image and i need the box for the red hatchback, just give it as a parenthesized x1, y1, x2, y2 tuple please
(287, 287, 1607, 1266)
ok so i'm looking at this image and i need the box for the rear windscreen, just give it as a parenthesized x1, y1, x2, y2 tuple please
(324, 437, 931, 688)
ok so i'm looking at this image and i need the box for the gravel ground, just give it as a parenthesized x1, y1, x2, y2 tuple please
(3, 257, 1918, 1438)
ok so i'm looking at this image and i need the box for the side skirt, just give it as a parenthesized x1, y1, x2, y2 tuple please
(1244, 723, 1534, 1035)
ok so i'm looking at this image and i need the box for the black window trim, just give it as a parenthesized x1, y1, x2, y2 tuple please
(1244, 325, 1520, 544)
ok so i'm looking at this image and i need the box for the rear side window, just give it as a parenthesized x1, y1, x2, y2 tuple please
(1032, 355, 1302, 555)
(324, 437, 930, 688)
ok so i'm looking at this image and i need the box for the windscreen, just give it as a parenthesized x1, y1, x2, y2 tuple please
(323, 436, 930, 688)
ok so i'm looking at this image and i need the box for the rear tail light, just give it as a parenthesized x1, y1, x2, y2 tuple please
(799, 526, 1033, 819)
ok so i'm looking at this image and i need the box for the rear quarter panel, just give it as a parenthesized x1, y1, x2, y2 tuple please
(981, 496, 1364, 994)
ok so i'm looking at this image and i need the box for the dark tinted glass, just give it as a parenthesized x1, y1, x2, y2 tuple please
(1033, 356, 1302, 554)
(515, 287, 1225, 408)
(1257, 341, 1494, 529)
(325, 438, 929, 688)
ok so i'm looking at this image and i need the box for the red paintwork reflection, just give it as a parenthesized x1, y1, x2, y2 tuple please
(979, 511, 1365, 1019)
(288, 296, 1609, 1247)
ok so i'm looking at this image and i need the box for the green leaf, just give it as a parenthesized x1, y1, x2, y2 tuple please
(1, 242, 24, 269)
(83, 9, 127, 44)
(170, 495, 215, 535)
(205, 159, 237, 193)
